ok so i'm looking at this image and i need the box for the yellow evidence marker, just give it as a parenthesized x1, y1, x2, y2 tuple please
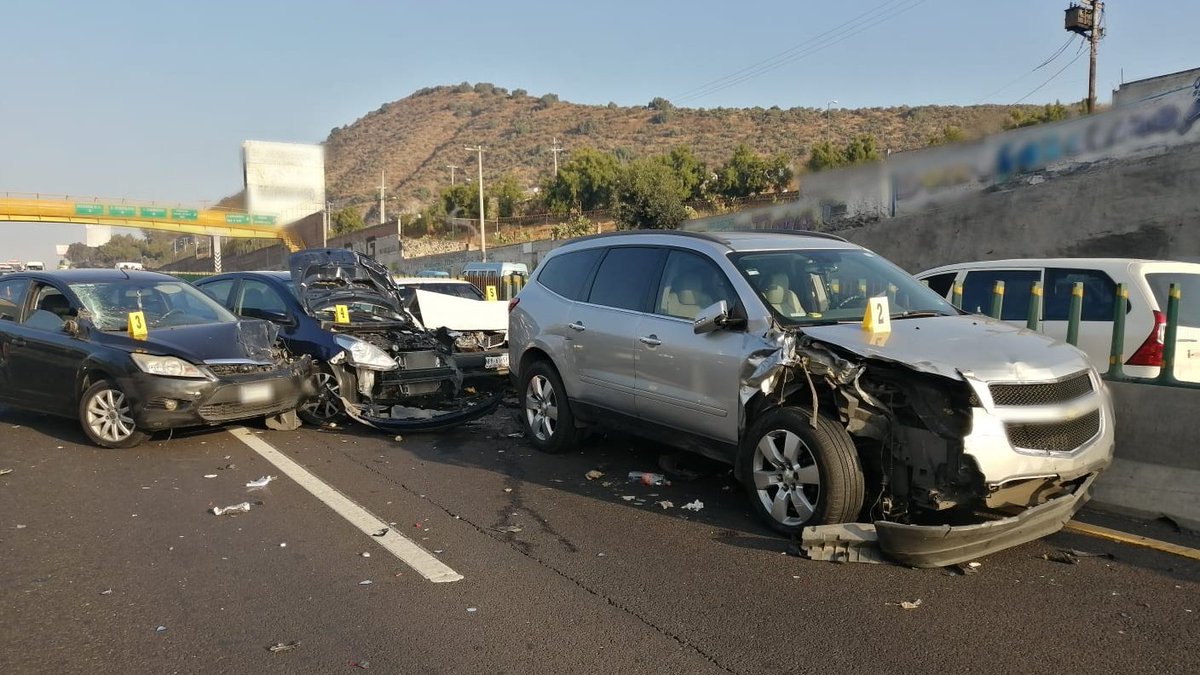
(334, 304, 351, 324)
(127, 311, 148, 340)
(862, 295, 892, 334)
(485, 285, 498, 301)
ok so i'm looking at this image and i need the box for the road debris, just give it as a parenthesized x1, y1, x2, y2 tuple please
(0, 468, 13, 476)
(361, 552, 371, 558)
(100, 589, 112, 595)
(393, 435, 403, 442)
(16, 524, 26, 529)
(680, 500, 705, 512)
(371, 528, 388, 537)
(586, 470, 604, 480)
(947, 562, 982, 576)
(210, 501, 258, 516)
(888, 599, 922, 610)
(621, 495, 636, 501)
(628, 471, 670, 486)
(280, 543, 287, 548)
(203, 474, 217, 479)
(656, 500, 674, 510)
(496, 525, 523, 533)
(503, 487, 513, 493)
(155, 625, 168, 633)
(246, 475, 276, 488)
(798, 523, 886, 564)
(358, 580, 373, 586)
(218, 463, 235, 470)
(268, 641, 300, 653)
(467, 607, 478, 613)
(506, 432, 523, 438)
(1042, 549, 1115, 565)
(349, 660, 369, 669)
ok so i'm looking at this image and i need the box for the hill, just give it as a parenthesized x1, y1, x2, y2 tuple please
(324, 83, 1051, 212)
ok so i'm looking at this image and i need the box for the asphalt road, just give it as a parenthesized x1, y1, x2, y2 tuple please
(2, 401, 1197, 674)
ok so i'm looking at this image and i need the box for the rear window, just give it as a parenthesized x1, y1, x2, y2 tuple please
(922, 272, 957, 298)
(1146, 273, 1200, 328)
(536, 249, 603, 301)
(587, 247, 664, 312)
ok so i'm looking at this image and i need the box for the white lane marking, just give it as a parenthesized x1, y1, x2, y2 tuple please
(227, 427, 463, 583)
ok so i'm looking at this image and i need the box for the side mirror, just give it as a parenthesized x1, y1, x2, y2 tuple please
(693, 301, 730, 335)
(63, 319, 81, 337)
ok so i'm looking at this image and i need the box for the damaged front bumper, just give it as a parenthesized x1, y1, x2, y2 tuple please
(337, 388, 505, 432)
(874, 473, 1098, 568)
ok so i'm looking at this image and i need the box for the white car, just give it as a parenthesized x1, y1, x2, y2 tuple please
(392, 277, 509, 373)
(916, 258, 1200, 383)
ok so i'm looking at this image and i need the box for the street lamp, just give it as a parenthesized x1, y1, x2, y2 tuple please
(825, 100, 838, 114)
(464, 145, 486, 261)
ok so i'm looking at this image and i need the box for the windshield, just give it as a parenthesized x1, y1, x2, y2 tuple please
(396, 282, 484, 301)
(730, 249, 957, 325)
(70, 280, 237, 330)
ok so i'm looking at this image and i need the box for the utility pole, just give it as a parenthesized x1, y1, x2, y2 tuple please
(464, 145, 486, 261)
(1065, 1, 1104, 113)
(446, 164, 459, 185)
(550, 137, 564, 176)
(378, 170, 386, 225)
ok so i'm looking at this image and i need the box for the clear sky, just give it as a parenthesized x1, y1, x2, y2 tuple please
(2, 0, 1197, 263)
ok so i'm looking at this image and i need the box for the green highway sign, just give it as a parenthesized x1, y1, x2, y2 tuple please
(251, 214, 276, 225)
(171, 208, 198, 221)
(74, 204, 104, 216)
(224, 214, 250, 224)
(108, 205, 136, 217)
(139, 207, 167, 218)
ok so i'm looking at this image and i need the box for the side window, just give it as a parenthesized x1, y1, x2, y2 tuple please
(655, 251, 739, 320)
(198, 279, 235, 306)
(23, 284, 75, 330)
(1044, 268, 1117, 321)
(922, 272, 958, 299)
(0, 278, 31, 322)
(961, 270, 1040, 320)
(536, 249, 604, 301)
(587, 247, 665, 312)
(235, 280, 288, 317)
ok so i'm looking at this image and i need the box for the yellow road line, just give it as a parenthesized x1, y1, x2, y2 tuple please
(1064, 520, 1200, 561)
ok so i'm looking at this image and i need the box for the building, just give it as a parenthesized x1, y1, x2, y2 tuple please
(1112, 66, 1200, 108)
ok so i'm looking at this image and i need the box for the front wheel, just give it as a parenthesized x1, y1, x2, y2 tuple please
(298, 364, 348, 426)
(79, 380, 148, 449)
(741, 407, 864, 536)
(520, 360, 578, 454)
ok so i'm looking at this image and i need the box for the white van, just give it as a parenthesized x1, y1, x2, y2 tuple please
(916, 258, 1200, 383)
(24, 261, 45, 271)
(115, 261, 145, 271)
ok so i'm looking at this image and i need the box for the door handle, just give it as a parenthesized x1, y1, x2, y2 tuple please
(639, 335, 661, 347)
(568, 321, 586, 332)
(12, 337, 26, 347)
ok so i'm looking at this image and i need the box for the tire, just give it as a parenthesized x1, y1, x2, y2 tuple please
(520, 360, 578, 454)
(79, 380, 149, 449)
(298, 363, 348, 427)
(740, 406, 864, 536)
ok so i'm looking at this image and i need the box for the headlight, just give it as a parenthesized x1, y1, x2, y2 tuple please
(130, 353, 207, 378)
(333, 334, 397, 371)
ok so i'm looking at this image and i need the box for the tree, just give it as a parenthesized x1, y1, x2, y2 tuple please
(659, 145, 707, 201)
(541, 146, 622, 214)
(927, 125, 966, 146)
(1004, 102, 1070, 130)
(715, 144, 771, 199)
(843, 134, 881, 164)
(440, 183, 480, 219)
(614, 159, 688, 230)
(331, 206, 365, 235)
(806, 141, 844, 172)
(767, 152, 794, 193)
(806, 135, 881, 172)
(492, 172, 526, 218)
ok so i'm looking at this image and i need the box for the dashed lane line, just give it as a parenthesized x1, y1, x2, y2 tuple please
(227, 426, 463, 583)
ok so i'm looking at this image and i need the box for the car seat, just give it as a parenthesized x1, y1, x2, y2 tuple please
(762, 273, 806, 317)
(664, 272, 713, 319)
(37, 294, 74, 319)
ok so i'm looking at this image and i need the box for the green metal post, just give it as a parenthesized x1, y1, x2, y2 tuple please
(1026, 281, 1042, 331)
(951, 282, 963, 309)
(1157, 283, 1182, 384)
(1105, 283, 1128, 380)
(1066, 281, 1084, 346)
(989, 281, 1005, 319)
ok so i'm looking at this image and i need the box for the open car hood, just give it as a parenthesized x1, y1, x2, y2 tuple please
(413, 289, 508, 332)
(289, 248, 407, 317)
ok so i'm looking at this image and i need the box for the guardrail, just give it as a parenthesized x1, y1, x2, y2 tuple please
(949, 279, 1196, 389)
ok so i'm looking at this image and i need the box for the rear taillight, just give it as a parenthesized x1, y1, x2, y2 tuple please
(1126, 310, 1166, 367)
(507, 297, 520, 313)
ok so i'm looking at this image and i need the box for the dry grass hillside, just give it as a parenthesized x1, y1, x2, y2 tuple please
(324, 83, 1045, 209)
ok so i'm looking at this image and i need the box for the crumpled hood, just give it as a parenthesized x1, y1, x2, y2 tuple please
(289, 248, 405, 316)
(800, 315, 1093, 382)
(90, 319, 280, 364)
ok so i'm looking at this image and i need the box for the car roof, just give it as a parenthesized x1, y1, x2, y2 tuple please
(550, 229, 859, 257)
(204, 271, 291, 281)
(393, 277, 471, 284)
(916, 258, 1200, 277)
(9, 269, 181, 283)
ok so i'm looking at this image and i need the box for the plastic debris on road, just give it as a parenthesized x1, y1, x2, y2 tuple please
(210, 501, 256, 516)
(621, 495, 636, 501)
(586, 470, 604, 480)
(798, 523, 887, 565)
(349, 660, 370, 669)
(155, 625, 168, 633)
(680, 500, 705, 512)
(1042, 549, 1115, 565)
(361, 552, 371, 558)
(627, 471, 670, 486)
(656, 500, 674, 509)
(359, 580, 373, 586)
(203, 474, 217, 479)
(0, 468, 13, 476)
(503, 487, 513, 493)
(496, 525, 523, 533)
(886, 599, 922, 610)
(100, 589, 112, 595)
(467, 607, 478, 613)
(268, 638, 298, 653)
(246, 475, 276, 488)
(372, 528, 388, 537)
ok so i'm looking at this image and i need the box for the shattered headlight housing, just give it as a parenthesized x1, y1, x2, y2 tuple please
(333, 334, 398, 371)
(130, 353, 207, 379)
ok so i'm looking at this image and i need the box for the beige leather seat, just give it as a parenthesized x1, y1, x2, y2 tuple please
(663, 273, 713, 319)
(762, 273, 806, 317)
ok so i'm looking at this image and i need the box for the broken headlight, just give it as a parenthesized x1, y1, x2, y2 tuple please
(333, 334, 398, 371)
(130, 353, 207, 379)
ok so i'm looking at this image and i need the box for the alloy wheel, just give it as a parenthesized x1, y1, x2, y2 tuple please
(85, 388, 137, 443)
(301, 371, 342, 420)
(751, 429, 822, 526)
(524, 374, 558, 441)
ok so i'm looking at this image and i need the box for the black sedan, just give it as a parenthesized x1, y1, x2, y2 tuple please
(0, 269, 312, 448)
(193, 249, 504, 433)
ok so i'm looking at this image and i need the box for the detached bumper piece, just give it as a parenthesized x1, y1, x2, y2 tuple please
(800, 474, 1097, 568)
(339, 389, 506, 433)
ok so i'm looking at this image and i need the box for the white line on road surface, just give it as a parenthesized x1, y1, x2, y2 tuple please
(227, 427, 463, 583)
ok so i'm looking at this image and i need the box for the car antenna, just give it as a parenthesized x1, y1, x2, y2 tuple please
(119, 266, 130, 280)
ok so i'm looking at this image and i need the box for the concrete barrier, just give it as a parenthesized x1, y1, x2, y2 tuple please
(1089, 380, 1200, 531)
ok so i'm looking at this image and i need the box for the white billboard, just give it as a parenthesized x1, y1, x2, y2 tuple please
(243, 140, 326, 224)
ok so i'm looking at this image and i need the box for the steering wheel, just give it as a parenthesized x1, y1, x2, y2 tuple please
(835, 294, 867, 310)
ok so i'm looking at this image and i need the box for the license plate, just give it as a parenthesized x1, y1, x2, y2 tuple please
(485, 354, 509, 370)
(238, 383, 273, 404)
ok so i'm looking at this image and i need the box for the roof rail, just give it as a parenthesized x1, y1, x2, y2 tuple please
(734, 228, 849, 243)
(565, 229, 731, 246)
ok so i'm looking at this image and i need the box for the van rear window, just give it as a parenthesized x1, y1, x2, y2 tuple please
(1146, 273, 1200, 328)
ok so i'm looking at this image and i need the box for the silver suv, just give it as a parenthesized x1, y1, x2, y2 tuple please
(509, 231, 1114, 566)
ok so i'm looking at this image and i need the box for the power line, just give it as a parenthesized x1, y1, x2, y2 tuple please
(974, 35, 1081, 104)
(1011, 44, 1088, 105)
(674, 0, 927, 104)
